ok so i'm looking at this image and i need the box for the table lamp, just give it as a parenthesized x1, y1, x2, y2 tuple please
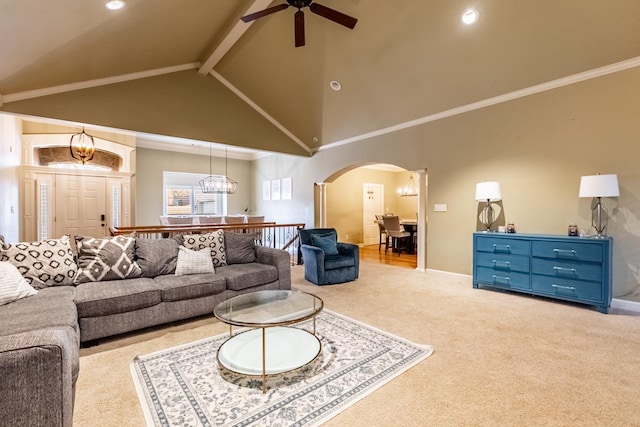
(475, 181, 502, 231)
(578, 174, 619, 238)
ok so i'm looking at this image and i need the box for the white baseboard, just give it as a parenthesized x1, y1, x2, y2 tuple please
(425, 268, 472, 279)
(610, 298, 640, 315)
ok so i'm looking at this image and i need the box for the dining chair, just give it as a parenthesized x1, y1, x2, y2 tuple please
(375, 215, 389, 251)
(223, 216, 245, 224)
(382, 216, 411, 256)
(166, 216, 194, 225)
(198, 216, 223, 224)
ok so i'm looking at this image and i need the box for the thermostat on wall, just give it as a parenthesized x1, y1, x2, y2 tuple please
(434, 204, 447, 212)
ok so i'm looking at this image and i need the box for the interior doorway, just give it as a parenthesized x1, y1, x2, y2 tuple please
(362, 183, 384, 246)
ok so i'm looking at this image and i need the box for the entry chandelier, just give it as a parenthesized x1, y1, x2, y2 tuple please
(398, 172, 418, 197)
(69, 127, 95, 165)
(199, 145, 237, 194)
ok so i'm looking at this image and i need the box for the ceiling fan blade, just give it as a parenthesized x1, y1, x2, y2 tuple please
(294, 10, 305, 47)
(240, 4, 289, 23)
(309, 3, 357, 29)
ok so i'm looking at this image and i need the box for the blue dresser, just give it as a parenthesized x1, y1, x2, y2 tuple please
(473, 233, 612, 313)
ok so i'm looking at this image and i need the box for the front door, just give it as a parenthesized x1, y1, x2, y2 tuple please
(55, 175, 107, 238)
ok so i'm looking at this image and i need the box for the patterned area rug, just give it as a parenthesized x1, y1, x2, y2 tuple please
(130, 310, 433, 427)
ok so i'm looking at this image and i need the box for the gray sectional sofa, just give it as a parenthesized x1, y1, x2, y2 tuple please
(0, 231, 291, 427)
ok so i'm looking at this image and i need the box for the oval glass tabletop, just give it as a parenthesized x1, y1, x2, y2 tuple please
(214, 290, 323, 327)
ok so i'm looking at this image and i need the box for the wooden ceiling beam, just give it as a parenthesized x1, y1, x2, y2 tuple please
(198, 0, 273, 75)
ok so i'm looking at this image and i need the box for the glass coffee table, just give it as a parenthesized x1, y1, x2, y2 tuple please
(213, 290, 323, 393)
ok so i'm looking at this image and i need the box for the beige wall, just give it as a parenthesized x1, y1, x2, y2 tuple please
(135, 147, 252, 225)
(253, 67, 640, 298)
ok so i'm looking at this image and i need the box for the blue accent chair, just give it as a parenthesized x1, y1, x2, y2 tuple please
(299, 228, 359, 285)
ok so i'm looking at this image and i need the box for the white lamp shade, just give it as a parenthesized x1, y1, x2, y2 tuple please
(475, 181, 502, 201)
(579, 174, 620, 198)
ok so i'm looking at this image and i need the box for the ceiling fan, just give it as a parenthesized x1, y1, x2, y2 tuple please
(241, 0, 358, 47)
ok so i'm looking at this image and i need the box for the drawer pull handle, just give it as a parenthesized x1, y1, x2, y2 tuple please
(553, 249, 577, 257)
(553, 266, 577, 274)
(492, 260, 511, 267)
(492, 275, 510, 283)
(552, 284, 576, 291)
(492, 244, 511, 253)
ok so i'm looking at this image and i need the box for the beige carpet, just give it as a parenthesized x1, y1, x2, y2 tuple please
(74, 262, 640, 426)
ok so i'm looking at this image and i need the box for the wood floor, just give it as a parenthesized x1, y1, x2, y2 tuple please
(359, 244, 417, 269)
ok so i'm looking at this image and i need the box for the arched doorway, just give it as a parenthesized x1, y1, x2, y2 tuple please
(315, 163, 428, 272)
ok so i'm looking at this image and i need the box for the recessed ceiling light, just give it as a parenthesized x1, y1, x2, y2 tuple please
(329, 81, 342, 91)
(105, 0, 126, 11)
(461, 8, 479, 25)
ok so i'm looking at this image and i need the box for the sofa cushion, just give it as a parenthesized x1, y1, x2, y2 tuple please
(311, 233, 339, 255)
(0, 261, 38, 306)
(224, 232, 256, 264)
(135, 238, 179, 277)
(0, 235, 77, 289)
(74, 278, 160, 318)
(153, 273, 226, 302)
(75, 235, 142, 284)
(325, 254, 356, 269)
(0, 286, 77, 339)
(216, 263, 278, 291)
(175, 247, 215, 275)
(182, 231, 227, 267)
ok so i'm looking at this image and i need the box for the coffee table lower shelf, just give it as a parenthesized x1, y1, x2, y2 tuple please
(217, 326, 321, 393)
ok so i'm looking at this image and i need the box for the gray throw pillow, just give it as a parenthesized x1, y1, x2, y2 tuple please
(224, 232, 256, 264)
(75, 235, 142, 284)
(135, 238, 180, 277)
(182, 231, 226, 267)
(0, 235, 77, 289)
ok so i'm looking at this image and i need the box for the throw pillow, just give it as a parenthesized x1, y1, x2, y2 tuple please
(135, 238, 180, 277)
(75, 235, 142, 284)
(311, 233, 339, 255)
(224, 232, 256, 264)
(175, 246, 215, 276)
(0, 261, 38, 306)
(0, 235, 77, 289)
(182, 230, 226, 267)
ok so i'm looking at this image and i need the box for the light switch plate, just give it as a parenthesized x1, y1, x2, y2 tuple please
(434, 204, 447, 212)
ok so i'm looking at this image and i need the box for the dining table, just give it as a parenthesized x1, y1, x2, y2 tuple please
(375, 218, 418, 254)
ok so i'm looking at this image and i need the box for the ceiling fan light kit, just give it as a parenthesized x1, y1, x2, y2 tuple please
(241, 0, 357, 47)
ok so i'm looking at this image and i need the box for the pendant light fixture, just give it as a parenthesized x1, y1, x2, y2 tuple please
(199, 144, 237, 194)
(398, 172, 419, 197)
(69, 127, 96, 165)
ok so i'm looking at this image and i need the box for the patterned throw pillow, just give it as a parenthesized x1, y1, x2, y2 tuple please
(75, 235, 142, 284)
(182, 231, 226, 267)
(0, 235, 77, 289)
(175, 247, 215, 276)
(0, 261, 38, 306)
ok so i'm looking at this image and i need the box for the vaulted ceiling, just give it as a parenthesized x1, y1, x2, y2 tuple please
(1, 0, 640, 157)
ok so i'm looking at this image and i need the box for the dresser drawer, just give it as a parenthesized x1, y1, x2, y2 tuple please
(475, 267, 530, 290)
(531, 258, 602, 282)
(475, 237, 530, 256)
(531, 240, 602, 263)
(475, 252, 530, 273)
(532, 275, 604, 303)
